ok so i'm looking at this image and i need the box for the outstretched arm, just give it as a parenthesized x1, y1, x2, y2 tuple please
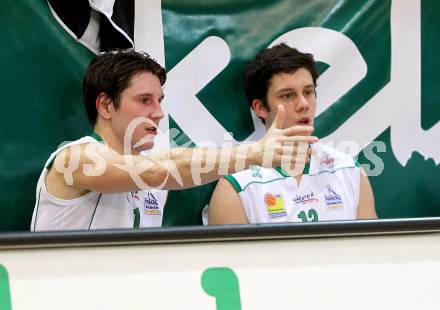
(46, 105, 318, 196)
(208, 178, 249, 225)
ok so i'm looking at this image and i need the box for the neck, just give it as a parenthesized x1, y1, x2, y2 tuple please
(93, 121, 140, 155)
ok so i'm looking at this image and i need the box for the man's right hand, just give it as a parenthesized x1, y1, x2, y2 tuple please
(253, 105, 318, 174)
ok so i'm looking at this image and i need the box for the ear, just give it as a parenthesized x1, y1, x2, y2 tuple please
(95, 93, 112, 121)
(251, 99, 269, 120)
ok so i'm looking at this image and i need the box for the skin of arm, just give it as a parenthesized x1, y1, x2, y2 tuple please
(45, 105, 319, 198)
(356, 170, 377, 219)
(208, 178, 249, 225)
(47, 141, 263, 195)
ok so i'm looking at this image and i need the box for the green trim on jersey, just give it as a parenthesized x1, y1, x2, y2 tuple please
(88, 193, 102, 230)
(224, 175, 243, 193)
(309, 165, 357, 176)
(133, 207, 140, 229)
(241, 177, 288, 192)
(232, 164, 358, 194)
(303, 163, 310, 174)
(32, 187, 42, 231)
(91, 131, 103, 142)
(274, 167, 290, 178)
(45, 158, 55, 170)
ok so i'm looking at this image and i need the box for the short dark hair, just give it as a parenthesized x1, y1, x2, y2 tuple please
(244, 43, 317, 111)
(83, 49, 166, 125)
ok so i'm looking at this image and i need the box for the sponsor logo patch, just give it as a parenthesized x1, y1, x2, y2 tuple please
(264, 192, 287, 218)
(144, 192, 161, 215)
(293, 191, 319, 205)
(320, 153, 335, 169)
(324, 184, 343, 211)
(250, 165, 262, 179)
(131, 191, 140, 200)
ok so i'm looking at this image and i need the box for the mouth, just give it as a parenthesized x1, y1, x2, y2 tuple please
(145, 127, 157, 135)
(297, 117, 311, 126)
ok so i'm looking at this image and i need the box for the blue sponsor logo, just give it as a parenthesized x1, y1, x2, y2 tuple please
(324, 184, 343, 206)
(293, 191, 318, 205)
(144, 192, 161, 215)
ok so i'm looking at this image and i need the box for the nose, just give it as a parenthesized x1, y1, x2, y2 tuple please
(296, 94, 310, 113)
(151, 99, 164, 120)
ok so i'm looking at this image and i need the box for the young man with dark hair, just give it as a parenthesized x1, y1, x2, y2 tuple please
(208, 43, 377, 225)
(31, 49, 317, 231)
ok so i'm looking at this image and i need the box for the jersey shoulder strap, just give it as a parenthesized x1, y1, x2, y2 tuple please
(44, 136, 98, 169)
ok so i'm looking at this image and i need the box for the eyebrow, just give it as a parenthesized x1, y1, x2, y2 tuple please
(276, 84, 315, 93)
(276, 88, 293, 93)
(136, 93, 165, 100)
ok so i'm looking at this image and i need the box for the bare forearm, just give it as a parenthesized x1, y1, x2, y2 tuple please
(66, 107, 319, 194)
(69, 142, 260, 193)
(139, 143, 259, 190)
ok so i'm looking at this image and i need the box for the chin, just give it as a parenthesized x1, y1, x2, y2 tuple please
(130, 136, 155, 154)
(135, 142, 154, 153)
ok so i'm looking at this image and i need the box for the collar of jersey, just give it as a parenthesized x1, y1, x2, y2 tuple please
(275, 163, 310, 178)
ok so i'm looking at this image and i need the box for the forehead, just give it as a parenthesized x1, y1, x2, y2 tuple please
(267, 68, 314, 93)
(125, 71, 163, 96)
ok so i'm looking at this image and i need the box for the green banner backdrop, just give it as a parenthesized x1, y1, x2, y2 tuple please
(0, 0, 438, 230)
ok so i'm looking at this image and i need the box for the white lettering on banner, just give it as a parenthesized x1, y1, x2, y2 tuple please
(162, 36, 232, 147)
(134, 0, 170, 151)
(135, 0, 440, 165)
(133, 0, 269, 147)
(322, 0, 440, 165)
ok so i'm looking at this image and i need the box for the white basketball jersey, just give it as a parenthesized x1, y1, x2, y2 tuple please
(225, 143, 360, 223)
(31, 136, 167, 231)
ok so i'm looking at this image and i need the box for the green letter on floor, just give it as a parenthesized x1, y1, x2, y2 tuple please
(201, 267, 241, 310)
(0, 265, 11, 310)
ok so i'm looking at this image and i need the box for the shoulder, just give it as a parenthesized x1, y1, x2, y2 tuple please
(45, 136, 99, 169)
(224, 166, 288, 193)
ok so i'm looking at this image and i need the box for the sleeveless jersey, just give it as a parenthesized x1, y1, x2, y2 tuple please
(31, 136, 167, 231)
(224, 143, 360, 223)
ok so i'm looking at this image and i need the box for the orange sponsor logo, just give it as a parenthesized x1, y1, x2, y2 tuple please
(264, 193, 277, 207)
